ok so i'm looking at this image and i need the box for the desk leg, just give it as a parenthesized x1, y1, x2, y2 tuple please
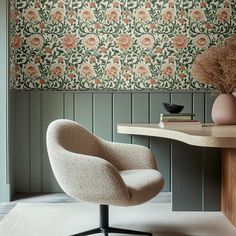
(222, 148, 236, 227)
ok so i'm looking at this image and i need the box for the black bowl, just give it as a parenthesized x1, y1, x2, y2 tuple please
(162, 102, 184, 114)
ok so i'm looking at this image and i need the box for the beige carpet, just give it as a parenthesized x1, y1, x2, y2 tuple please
(0, 202, 235, 236)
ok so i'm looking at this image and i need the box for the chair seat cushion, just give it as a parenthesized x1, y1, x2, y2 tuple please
(120, 169, 164, 205)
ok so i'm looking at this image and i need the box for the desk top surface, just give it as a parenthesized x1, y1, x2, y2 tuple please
(117, 123, 236, 148)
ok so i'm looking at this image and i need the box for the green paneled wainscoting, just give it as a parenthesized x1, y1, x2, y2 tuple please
(11, 91, 221, 211)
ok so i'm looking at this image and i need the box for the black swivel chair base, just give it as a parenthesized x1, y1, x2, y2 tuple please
(71, 205, 152, 236)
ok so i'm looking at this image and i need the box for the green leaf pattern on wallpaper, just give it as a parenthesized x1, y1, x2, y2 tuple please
(9, 0, 236, 90)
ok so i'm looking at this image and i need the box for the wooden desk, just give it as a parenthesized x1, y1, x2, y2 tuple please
(117, 123, 236, 227)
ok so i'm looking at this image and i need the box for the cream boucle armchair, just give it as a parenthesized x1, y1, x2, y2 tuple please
(46, 119, 164, 236)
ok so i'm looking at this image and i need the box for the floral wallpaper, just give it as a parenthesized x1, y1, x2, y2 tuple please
(9, 0, 236, 91)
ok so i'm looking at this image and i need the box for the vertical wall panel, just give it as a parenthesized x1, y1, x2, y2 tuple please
(193, 93, 205, 122)
(14, 93, 30, 192)
(64, 93, 74, 120)
(171, 93, 192, 113)
(205, 93, 217, 123)
(132, 93, 149, 147)
(150, 93, 171, 192)
(9, 92, 15, 197)
(113, 93, 132, 143)
(93, 93, 112, 141)
(30, 93, 41, 192)
(42, 93, 63, 192)
(75, 93, 93, 132)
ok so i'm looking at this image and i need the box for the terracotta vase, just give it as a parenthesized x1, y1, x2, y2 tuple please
(211, 94, 236, 125)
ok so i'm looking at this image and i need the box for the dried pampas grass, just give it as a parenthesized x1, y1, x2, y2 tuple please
(192, 35, 236, 94)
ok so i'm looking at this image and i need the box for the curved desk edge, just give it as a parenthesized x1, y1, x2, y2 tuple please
(117, 123, 236, 148)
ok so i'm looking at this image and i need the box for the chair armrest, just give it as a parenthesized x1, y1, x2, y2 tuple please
(48, 147, 130, 205)
(101, 141, 157, 171)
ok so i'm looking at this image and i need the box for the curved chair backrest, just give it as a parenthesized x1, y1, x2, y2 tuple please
(47, 119, 103, 157)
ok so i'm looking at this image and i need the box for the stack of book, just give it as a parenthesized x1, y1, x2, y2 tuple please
(159, 113, 202, 128)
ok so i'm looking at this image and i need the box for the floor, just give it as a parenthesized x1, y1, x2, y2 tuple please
(0, 192, 171, 221)
(0, 193, 236, 236)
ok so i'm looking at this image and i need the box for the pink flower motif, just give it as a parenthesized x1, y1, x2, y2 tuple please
(113, 1, 120, 7)
(135, 64, 151, 77)
(162, 63, 175, 77)
(224, 0, 231, 8)
(80, 9, 95, 21)
(194, 34, 209, 48)
(145, 56, 152, 63)
(58, 0, 64, 8)
(51, 64, 64, 77)
(168, 56, 175, 63)
(200, 2, 207, 7)
(57, 56, 64, 63)
(139, 34, 154, 50)
(168, 0, 175, 8)
(178, 18, 187, 25)
(62, 34, 78, 49)
(124, 10, 130, 16)
(156, 47, 163, 54)
(95, 79, 101, 84)
(145, 1, 152, 8)
(83, 34, 99, 49)
(124, 73, 130, 80)
(149, 79, 157, 84)
(44, 47, 52, 53)
(89, 56, 96, 63)
(117, 34, 133, 50)
(39, 79, 45, 84)
(94, 23, 102, 29)
(51, 8, 64, 22)
(27, 34, 44, 49)
(205, 22, 213, 29)
(68, 73, 76, 79)
(135, 8, 150, 22)
(34, 56, 41, 63)
(100, 46, 108, 53)
(217, 8, 230, 22)
(191, 8, 205, 21)
(149, 23, 157, 29)
(25, 8, 39, 21)
(106, 8, 120, 23)
(89, 2, 96, 7)
(162, 9, 175, 22)
(69, 65, 75, 71)
(124, 65, 130, 71)
(172, 34, 188, 49)
(113, 56, 120, 63)
(179, 65, 186, 71)
(106, 64, 120, 78)
(34, 1, 41, 8)
(12, 34, 22, 49)
(80, 64, 95, 78)
(179, 73, 187, 79)
(39, 22, 46, 30)
(25, 64, 40, 77)
(124, 17, 129, 24)
(68, 18, 76, 25)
